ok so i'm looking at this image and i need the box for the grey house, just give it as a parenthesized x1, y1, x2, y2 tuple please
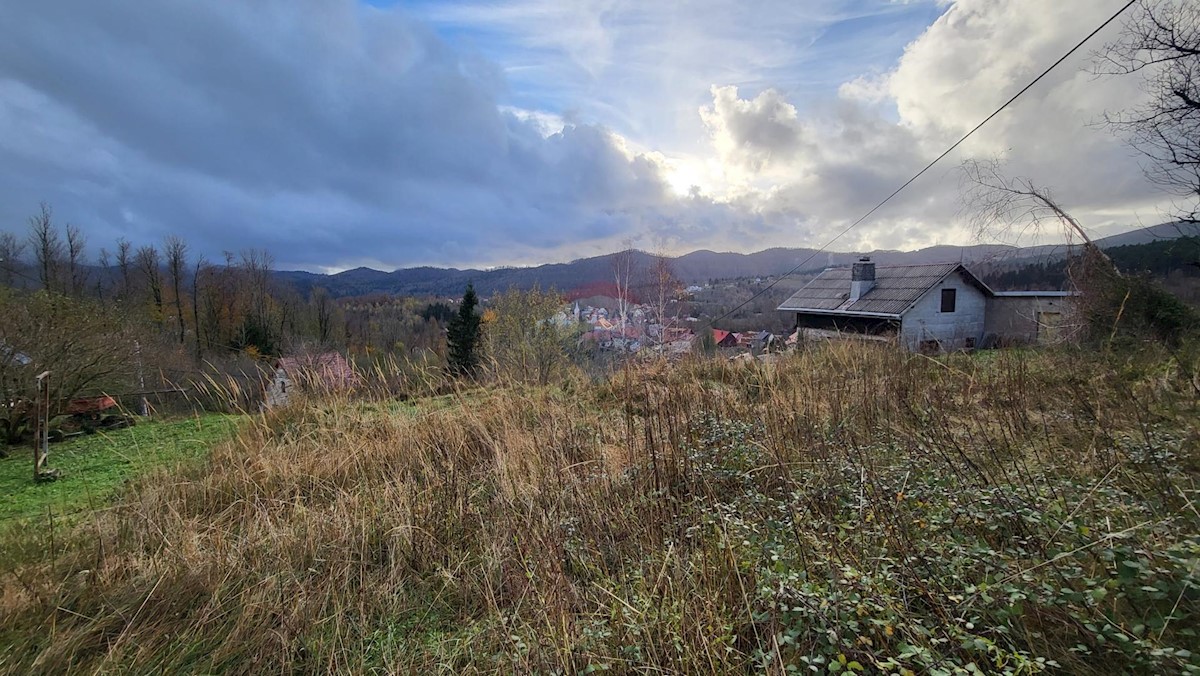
(777, 258, 1074, 352)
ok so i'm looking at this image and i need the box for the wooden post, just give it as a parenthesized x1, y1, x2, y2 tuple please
(33, 370, 51, 480)
(134, 340, 149, 416)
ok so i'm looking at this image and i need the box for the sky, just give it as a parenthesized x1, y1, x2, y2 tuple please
(0, 0, 1176, 272)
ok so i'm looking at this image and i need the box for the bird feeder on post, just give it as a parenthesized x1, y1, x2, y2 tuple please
(33, 370, 57, 482)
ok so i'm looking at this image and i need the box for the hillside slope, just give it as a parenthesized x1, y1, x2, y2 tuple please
(2, 345, 1197, 673)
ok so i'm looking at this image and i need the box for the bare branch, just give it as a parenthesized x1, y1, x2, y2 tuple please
(960, 157, 1113, 268)
(1096, 0, 1200, 222)
(27, 203, 62, 292)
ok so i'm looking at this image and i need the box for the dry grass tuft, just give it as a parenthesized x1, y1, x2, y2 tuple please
(2, 342, 1199, 674)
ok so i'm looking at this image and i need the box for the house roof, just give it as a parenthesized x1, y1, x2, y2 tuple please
(275, 352, 360, 388)
(777, 263, 992, 317)
(711, 329, 732, 344)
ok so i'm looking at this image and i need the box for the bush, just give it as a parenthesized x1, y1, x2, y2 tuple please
(1075, 253, 1200, 347)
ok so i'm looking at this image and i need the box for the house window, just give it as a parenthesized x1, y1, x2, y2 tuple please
(940, 288, 956, 313)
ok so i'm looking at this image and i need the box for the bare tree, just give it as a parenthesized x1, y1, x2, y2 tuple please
(961, 157, 1110, 263)
(192, 255, 207, 359)
(609, 241, 637, 334)
(238, 249, 279, 355)
(647, 243, 683, 344)
(115, 238, 133, 300)
(0, 289, 134, 448)
(957, 159, 1175, 344)
(165, 236, 188, 344)
(27, 203, 62, 292)
(1096, 0, 1200, 222)
(136, 245, 164, 324)
(0, 232, 25, 287)
(65, 224, 88, 297)
(96, 247, 111, 299)
(198, 259, 229, 355)
(312, 287, 337, 345)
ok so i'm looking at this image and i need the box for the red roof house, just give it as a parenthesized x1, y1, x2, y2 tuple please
(266, 352, 360, 407)
(711, 330, 739, 348)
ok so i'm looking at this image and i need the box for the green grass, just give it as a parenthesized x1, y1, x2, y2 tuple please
(0, 414, 241, 524)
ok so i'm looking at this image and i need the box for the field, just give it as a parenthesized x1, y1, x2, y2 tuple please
(0, 414, 240, 524)
(1, 344, 1199, 674)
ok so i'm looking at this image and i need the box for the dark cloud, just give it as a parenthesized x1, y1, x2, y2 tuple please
(0, 0, 1178, 270)
(0, 0, 673, 269)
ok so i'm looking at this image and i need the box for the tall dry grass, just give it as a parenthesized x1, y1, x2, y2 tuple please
(2, 341, 1198, 674)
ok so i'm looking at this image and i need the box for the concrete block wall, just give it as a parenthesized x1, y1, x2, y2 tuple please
(900, 271, 988, 351)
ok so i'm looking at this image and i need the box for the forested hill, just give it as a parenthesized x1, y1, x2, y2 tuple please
(275, 221, 1200, 299)
(979, 235, 1200, 300)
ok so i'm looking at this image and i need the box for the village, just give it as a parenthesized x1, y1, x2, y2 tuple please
(553, 256, 1074, 361)
(565, 298, 785, 356)
(261, 257, 1080, 407)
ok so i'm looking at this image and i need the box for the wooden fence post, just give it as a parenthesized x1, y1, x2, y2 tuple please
(33, 370, 53, 481)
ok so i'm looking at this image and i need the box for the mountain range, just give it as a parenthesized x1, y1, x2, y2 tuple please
(275, 221, 1200, 299)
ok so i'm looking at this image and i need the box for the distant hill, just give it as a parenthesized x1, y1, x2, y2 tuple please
(276, 244, 1021, 299)
(1091, 221, 1200, 248)
(273, 222, 1200, 299)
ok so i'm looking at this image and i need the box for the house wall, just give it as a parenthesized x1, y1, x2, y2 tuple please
(899, 271, 988, 351)
(984, 296, 1076, 345)
(264, 368, 292, 408)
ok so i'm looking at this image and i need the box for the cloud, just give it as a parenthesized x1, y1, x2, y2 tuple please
(417, 0, 1176, 256)
(417, 0, 943, 152)
(689, 0, 1172, 252)
(837, 73, 892, 105)
(0, 0, 1180, 272)
(699, 86, 810, 174)
(872, 0, 1164, 239)
(0, 0, 676, 269)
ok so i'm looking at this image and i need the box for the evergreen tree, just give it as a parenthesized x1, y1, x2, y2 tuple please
(447, 283, 481, 375)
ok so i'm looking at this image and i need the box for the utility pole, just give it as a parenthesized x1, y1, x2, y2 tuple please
(33, 370, 57, 481)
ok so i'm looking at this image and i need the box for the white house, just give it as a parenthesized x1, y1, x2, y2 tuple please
(777, 258, 1075, 352)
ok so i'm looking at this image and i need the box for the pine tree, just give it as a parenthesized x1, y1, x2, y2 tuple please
(447, 283, 481, 376)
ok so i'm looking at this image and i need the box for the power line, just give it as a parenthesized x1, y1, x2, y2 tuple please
(704, 0, 1138, 330)
(0, 264, 44, 287)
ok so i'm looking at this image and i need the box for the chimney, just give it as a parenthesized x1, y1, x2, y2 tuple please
(850, 256, 875, 302)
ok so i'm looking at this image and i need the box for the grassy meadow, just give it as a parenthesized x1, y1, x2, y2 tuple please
(1, 343, 1199, 674)
(0, 414, 240, 524)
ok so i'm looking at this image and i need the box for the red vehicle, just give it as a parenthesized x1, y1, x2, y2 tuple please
(61, 395, 133, 435)
(66, 395, 117, 415)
